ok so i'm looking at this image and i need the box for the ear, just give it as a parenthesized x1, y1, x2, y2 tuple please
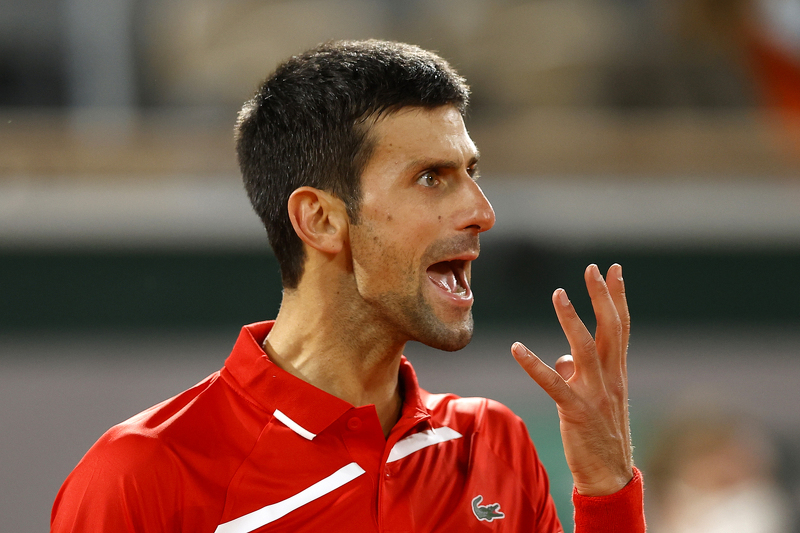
(287, 186, 349, 254)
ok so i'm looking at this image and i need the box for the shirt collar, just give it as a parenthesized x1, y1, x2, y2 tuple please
(223, 321, 431, 439)
(396, 352, 432, 430)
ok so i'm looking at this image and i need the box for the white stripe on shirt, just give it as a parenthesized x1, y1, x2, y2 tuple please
(273, 408, 317, 440)
(387, 426, 463, 463)
(214, 462, 366, 533)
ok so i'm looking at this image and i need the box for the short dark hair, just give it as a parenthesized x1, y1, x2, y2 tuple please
(235, 40, 470, 288)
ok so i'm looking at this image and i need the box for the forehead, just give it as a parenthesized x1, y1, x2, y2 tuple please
(363, 106, 478, 173)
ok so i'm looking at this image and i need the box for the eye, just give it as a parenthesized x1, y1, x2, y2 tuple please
(467, 164, 480, 181)
(416, 171, 439, 188)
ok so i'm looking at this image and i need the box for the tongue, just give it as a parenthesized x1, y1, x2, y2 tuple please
(427, 262, 458, 293)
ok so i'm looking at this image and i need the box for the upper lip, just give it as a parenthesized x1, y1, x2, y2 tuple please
(423, 233, 481, 269)
(433, 250, 479, 265)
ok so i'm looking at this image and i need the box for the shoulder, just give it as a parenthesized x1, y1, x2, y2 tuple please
(419, 391, 559, 525)
(421, 391, 546, 478)
(51, 422, 184, 532)
(54, 374, 223, 508)
(68, 373, 226, 482)
(121, 369, 265, 452)
(73, 368, 265, 480)
(52, 370, 265, 531)
(422, 391, 531, 444)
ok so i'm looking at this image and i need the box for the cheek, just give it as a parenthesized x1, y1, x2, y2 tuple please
(352, 226, 421, 287)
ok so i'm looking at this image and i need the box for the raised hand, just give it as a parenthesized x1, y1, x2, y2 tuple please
(512, 263, 633, 496)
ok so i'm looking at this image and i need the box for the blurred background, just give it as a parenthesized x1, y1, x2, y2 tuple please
(2, 0, 800, 531)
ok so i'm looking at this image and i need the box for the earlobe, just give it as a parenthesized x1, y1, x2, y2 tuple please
(287, 187, 348, 254)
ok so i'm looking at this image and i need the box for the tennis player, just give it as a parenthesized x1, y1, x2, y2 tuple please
(52, 40, 644, 532)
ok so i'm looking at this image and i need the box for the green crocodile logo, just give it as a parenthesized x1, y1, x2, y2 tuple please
(471, 495, 505, 522)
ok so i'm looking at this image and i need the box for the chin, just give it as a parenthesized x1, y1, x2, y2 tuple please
(379, 286, 475, 351)
(428, 330, 473, 352)
(412, 311, 474, 352)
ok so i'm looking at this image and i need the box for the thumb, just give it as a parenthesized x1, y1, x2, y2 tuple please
(555, 354, 575, 380)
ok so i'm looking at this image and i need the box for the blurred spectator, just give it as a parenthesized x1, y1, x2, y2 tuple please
(749, 0, 800, 154)
(748, 0, 800, 112)
(645, 405, 794, 533)
(137, 0, 390, 107)
(667, 0, 800, 153)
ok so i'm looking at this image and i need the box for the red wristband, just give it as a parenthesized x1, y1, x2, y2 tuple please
(572, 467, 645, 533)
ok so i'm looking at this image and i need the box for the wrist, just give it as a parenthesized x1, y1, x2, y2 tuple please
(573, 467, 634, 497)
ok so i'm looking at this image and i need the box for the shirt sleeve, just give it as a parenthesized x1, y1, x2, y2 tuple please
(51, 428, 181, 533)
(572, 467, 645, 533)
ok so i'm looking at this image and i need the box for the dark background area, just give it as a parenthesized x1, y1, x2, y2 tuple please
(2, 245, 798, 331)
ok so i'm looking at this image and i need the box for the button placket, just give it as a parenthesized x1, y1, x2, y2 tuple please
(347, 416, 362, 431)
(339, 407, 385, 486)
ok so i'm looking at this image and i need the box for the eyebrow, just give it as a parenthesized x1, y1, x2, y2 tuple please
(404, 152, 481, 173)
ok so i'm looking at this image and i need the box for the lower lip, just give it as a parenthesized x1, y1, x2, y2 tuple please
(427, 277, 474, 308)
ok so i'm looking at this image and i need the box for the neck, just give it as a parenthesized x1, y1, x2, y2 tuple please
(264, 277, 406, 437)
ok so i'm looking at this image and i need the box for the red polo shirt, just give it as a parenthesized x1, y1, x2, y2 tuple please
(52, 321, 644, 532)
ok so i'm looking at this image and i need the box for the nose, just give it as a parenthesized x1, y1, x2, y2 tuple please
(462, 179, 496, 233)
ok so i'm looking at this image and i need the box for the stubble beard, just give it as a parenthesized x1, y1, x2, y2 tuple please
(351, 225, 478, 352)
(381, 283, 473, 352)
(383, 243, 478, 352)
(411, 233, 479, 351)
(408, 295, 474, 351)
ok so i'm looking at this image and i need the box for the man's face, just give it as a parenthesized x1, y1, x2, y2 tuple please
(348, 106, 495, 351)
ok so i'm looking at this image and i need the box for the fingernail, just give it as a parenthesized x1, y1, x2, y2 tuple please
(591, 264, 602, 281)
(557, 288, 570, 307)
(512, 342, 528, 357)
(616, 263, 623, 280)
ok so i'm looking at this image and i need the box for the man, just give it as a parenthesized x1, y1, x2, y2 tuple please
(52, 40, 644, 532)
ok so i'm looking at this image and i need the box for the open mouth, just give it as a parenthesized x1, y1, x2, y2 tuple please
(426, 260, 471, 299)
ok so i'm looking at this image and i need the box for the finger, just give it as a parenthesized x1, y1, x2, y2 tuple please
(604, 265, 632, 422)
(512, 342, 573, 404)
(551, 288, 603, 382)
(584, 264, 622, 369)
(555, 354, 575, 380)
(605, 264, 630, 368)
